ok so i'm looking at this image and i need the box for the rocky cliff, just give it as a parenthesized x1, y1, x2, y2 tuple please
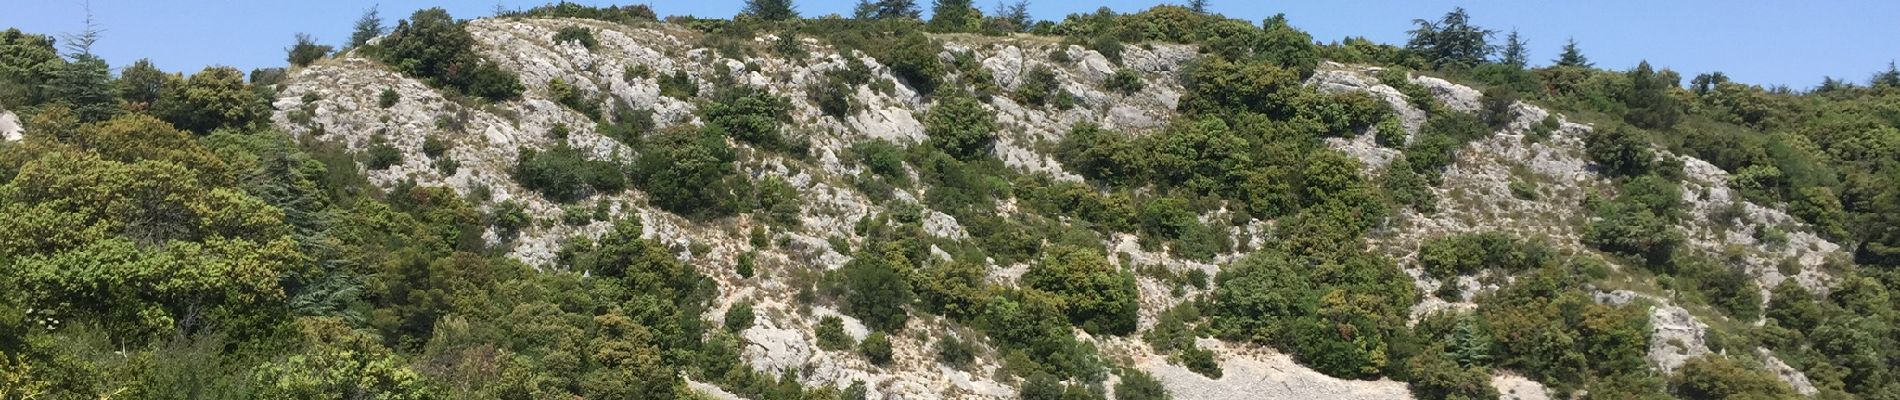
(270, 16, 1839, 399)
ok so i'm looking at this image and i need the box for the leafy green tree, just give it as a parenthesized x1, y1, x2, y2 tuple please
(154, 66, 270, 134)
(116, 58, 169, 107)
(0, 28, 61, 107)
(250, 318, 440, 400)
(348, 6, 386, 48)
(1554, 37, 1592, 68)
(582, 311, 681, 399)
(1023, 246, 1139, 335)
(830, 245, 915, 332)
(287, 33, 333, 67)
(1670, 355, 1798, 399)
(914, 261, 992, 321)
(512, 144, 625, 203)
(924, 94, 997, 161)
(632, 126, 742, 219)
(742, 0, 800, 21)
(374, 8, 522, 101)
(1585, 126, 1655, 178)
(1405, 7, 1495, 70)
(702, 86, 795, 152)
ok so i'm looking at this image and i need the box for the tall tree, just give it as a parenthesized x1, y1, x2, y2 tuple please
(1874, 61, 1900, 88)
(1187, 0, 1209, 14)
(1690, 71, 1729, 95)
(48, 8, 117, 123)
(989, 1, 1032, 33)
(1405, 7, 1495, 70)
(861, 0, 921, 20)
(742, 0, 799, 21)
(1623, 61, 1681, 130)
(928, 0, 982, 33)
(1554, 37, 1591, 68)
(347, 5, 385, 48)
(115, 58, 167, 107)
(1498, 29, 1528, 68)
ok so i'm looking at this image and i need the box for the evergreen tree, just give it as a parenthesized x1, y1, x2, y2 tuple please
(347, 5, 384, 48)
(1498, 29, 1528, 68)
(1623, 61, 1681, 130)
(928, 0, 982, 33)
(742, 0, 799, 21)
(1874, 60, 1900, 88)
(1554, 37, 1591, 68)
(862, 0, 921, 20)
(1405, 7, 1495, 70)
(48, 10, 116, 123)
(1187, 0, 1209, 14)
(1690, 72, 1729, 95)
(286, 33, 333, 67)
(989, 1, 1032, 33)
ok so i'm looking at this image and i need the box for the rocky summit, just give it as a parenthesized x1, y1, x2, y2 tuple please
(3, 3, 1898, 400)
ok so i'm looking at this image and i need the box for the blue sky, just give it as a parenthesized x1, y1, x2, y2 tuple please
(3, 1, 1896, 89)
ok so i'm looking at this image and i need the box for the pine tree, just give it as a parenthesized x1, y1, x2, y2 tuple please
(1405, 7, 1495, 70)
(286, 33, 333, 67)
(742, 0, 799, 21)
(1624, 61, 1681, 130)
(865, 0, 921, 20)
(1498, 29, 1528, 68)
(348, 5, 385, 48)
(1873, 61, 1900, 88)
(1554, 37, 1591, 68)
(1187, 0, 1210, 14)
(48, 7, 117, 123)
(1450, 315, 1493, 367)
(989, 1, 1032, 33)
(928, 0, 982, 33)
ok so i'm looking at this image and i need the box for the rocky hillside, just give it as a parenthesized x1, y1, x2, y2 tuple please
(265, 14, 1848, 400)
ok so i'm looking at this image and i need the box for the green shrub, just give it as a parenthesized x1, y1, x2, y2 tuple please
(1114, 368, 1171, 400)
(936, 335, 976, 368)
(366, 142, 403, 170)
(421, 135, 449, 158)
(885, 30, 945, 94)
(736, 251, 757, 278)
(816, 316, 853, 351)
(1418, 232, 1553, 280)
(632, 127, 742, 218)
(1105, 68, 1144, 95)
(812, 70, 861, 119)
(549, 78, 603, 121)
(1015, 65, 1063, 107)
(923, 95, 997, 161)
(378, 88, 400, 108)
(829, 245, 914, 332)
(702, 86, 797, 152)
(553, 26, 598, 50)
(725, 301, 755, 332)
(658, 69, 697, 99)
(1585, 126, 1657, 178)
(512, 144, 626, 203)
(860, 332, 893, 365)
(373, 8, 522, 101)
(286, 33, 332, 67)
(1023, 246, 1139, 336)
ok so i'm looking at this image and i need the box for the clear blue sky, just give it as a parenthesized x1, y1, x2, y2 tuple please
(4, 1, 1896, 89)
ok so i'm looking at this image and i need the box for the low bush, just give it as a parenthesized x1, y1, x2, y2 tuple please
(552, 26, 598, 50)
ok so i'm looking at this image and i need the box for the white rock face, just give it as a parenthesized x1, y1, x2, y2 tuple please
(0, 110, 21, 142)
(1647, 305, 1713, 373)
(1492, 372, 1551, 400)
(1140, 340, 1412, 400)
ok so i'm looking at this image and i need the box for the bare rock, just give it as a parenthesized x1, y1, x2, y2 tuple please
(0, 109, 20, 142)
